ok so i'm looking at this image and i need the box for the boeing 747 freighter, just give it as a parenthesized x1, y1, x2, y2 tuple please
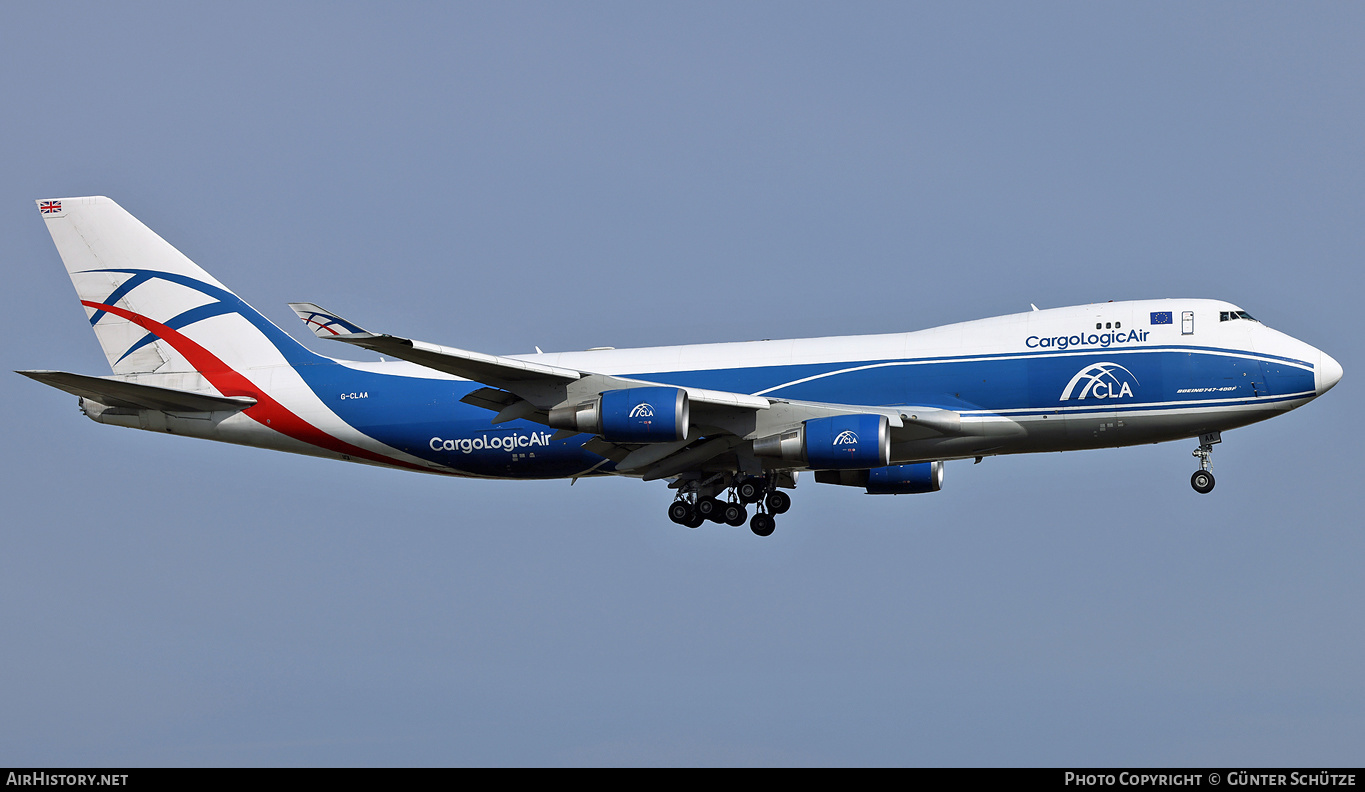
(20, 197, 1342, 535)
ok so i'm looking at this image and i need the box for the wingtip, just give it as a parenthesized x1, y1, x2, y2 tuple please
(288, 302, 369, 337)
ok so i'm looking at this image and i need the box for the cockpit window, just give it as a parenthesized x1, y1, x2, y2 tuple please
(1219, 310, 1258, 322)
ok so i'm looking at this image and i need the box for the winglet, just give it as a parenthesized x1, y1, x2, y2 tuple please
(288, 303, 368, 337)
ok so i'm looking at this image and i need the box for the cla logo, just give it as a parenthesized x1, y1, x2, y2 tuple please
(833, 430, 860, 446)
(629, 403, 655, 418)
(1061, 362, 1139, 401)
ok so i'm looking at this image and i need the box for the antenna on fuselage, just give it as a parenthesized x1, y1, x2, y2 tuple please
(1030, 304, 1039, 312)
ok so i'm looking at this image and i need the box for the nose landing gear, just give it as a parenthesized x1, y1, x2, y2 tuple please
(1190, 432, 1220, 494)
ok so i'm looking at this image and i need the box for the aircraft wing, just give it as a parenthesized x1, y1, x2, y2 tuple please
(292, 303, 769, 411)
(292, 304, 967, 476)
(332, 331, 585, 384)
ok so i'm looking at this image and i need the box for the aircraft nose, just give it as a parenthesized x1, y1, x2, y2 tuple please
(1317, 350, 1343, 395)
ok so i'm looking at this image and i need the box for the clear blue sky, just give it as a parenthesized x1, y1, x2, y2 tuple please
(2, 2, 1361, 766)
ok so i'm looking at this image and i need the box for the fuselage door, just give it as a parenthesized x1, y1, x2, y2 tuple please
(1181, 311, 1195, 335)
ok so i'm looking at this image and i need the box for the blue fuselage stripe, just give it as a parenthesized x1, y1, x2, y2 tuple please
(299, 346, 1314, 476)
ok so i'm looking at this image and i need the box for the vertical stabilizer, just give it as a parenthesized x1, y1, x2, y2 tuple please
(36, 196, 318, 376)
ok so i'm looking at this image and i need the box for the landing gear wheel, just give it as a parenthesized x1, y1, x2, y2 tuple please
(667, 501, 694, 525)
(750, 513, 776, 537)
(1190, 433, 1220, 495)
(723, 503, 747, 527)
(684, 512, 706, 529)
(693, 497, 726, 521)
(736, 478, 766, 504)
(764, 490, 791, 515)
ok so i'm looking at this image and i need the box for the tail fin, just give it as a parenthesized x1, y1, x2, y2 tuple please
(37, 196, 321, 376)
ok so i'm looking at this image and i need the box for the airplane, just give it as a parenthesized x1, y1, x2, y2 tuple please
(20, 196, 1343, 536)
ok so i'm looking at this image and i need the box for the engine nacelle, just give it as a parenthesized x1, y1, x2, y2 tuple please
(753, 414, 890, 470)
(867, 461, 943, 494)
(814, 461, 944, 494)
(548, 386, 689, 443)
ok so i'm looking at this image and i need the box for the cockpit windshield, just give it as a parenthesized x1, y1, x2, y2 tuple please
(1219, 310, 1257, 322)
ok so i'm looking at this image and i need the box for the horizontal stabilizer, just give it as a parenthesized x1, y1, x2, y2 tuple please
(17, 370, 257, 412)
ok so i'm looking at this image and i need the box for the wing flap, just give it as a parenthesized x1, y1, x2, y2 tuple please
(580, 437, 632, 463)
(460, 387, 520, 411)
(640, 436, 744, 481)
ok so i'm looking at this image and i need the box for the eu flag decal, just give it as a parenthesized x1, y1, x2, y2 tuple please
(1150, 311, 1173, 325)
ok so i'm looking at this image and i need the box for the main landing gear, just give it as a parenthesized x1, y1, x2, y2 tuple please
(1190, 431, 1220, 494)
(667, 492, 747, 529)
(666, 475, 793, 537)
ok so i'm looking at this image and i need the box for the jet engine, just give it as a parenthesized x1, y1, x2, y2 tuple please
(548, 386, 689, 443)
(814, 461, 944, 494)
(753, 414, 890, 469)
